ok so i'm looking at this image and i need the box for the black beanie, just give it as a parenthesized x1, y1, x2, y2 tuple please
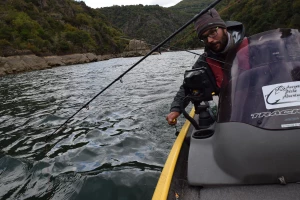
(194, 8, 226, 38)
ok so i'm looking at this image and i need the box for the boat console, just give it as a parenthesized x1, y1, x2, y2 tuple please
(185, 29, 300, 186)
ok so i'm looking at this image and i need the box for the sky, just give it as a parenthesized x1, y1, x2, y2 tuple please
(81, 0, 183, 8)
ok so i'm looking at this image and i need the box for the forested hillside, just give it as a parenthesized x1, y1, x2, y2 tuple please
(99, 5, 191, 45)
(167, 0, 300, 50)
(171, 0, 300, 35)
(0, 0, 127, 56)
(218, 0, 300, 36)
(170, 0, 211, 16)
(1, 0, 300, 57)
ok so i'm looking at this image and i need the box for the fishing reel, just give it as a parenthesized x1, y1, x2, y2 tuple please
(181, 67, 219, 129)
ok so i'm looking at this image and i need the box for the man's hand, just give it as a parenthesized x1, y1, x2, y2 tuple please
(166, 111, 180, 125)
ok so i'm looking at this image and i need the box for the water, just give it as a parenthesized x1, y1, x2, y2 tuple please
(0, 50, 202, 200)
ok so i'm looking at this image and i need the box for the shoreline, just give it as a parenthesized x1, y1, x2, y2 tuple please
(0, 50, 151, 77)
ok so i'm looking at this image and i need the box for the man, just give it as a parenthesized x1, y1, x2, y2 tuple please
(166, 8, 245, 125)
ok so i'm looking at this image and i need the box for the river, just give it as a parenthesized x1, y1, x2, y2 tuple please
(0, 50, 202, 200)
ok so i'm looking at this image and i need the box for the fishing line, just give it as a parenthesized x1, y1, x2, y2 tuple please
(45, 0, 224, 147)
(151, 41, 242, 72)
(145, 42, 239, 72)
(156, 44, 247, 73)
(118, 36, 202, 56)
(218, 0, 241, 15)
(150, 43, 201, 56)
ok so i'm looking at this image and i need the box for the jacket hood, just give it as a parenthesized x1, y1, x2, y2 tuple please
(225, 21, 245, 44)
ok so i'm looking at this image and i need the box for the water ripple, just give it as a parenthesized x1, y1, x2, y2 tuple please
(0, 50, 203, 199)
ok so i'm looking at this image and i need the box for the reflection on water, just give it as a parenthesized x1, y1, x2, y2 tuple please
(0, 50, 202, 199)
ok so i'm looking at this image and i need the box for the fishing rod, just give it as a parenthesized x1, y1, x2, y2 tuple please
(45, 0, 224, 143)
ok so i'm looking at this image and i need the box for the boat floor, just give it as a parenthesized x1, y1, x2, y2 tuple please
(167, 131, 300, 200)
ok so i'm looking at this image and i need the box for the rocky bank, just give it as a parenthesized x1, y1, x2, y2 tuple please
(0, 39, 154, 76)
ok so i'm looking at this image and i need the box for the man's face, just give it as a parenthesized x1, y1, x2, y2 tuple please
(200, 27, 228, 53)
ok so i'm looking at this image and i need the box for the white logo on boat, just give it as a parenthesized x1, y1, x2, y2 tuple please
(262, 81, 300, 109)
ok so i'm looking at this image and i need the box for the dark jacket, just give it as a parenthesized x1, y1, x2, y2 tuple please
(170, 21, 245, 113)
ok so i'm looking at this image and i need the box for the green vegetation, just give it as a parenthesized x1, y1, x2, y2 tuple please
(218, 0, 300, 36)
(168, 0, 300, 50)
(169, 0, 212, 16)
(1, 0, 300, 57)
(99, 4, 205, 51)
(0, 0, 127, 56)
(99, 5, 191, 46)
